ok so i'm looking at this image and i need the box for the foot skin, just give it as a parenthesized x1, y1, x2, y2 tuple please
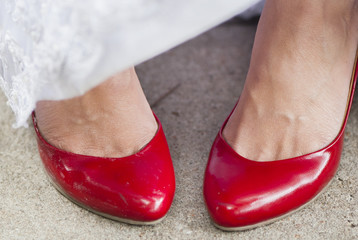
(223, 0, 358, 161)
(35, 67, 157, 158)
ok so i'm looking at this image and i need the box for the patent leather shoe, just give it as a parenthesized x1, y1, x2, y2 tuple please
(203, 56, 358, 231)
(33, 113, 175, 225)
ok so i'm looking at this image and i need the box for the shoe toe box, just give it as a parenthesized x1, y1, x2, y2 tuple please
(203, 134, 342, 229)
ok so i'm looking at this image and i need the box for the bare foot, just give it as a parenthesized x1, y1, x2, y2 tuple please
(223, 0, 358, 161)
(35, 67, 157, 158)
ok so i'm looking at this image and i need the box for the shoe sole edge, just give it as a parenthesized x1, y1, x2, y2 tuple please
(44, 169, 166, 226)
(213, 178, 334, 231)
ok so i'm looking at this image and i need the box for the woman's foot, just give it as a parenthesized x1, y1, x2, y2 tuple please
(35, 67, 157, 158)
(223, 0, 358, 161)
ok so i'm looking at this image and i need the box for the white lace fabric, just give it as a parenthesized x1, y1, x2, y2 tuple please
(0, 0, 261, 127)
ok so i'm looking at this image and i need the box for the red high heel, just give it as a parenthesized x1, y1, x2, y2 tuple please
(203, 55, 358, 231)
(32, 113, 175, 225)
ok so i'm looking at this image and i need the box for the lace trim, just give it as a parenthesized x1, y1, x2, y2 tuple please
(0, 0, 159, 127)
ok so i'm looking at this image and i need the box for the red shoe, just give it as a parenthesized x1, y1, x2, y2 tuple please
(32, 113, 175, 225)
(203, 57, 358, 231)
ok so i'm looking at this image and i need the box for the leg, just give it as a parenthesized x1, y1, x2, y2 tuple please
(34, 67, 175, 223)
(223, 0, 358, 161)
(35, 67, 157, 158)
(203, 0, 358, 230)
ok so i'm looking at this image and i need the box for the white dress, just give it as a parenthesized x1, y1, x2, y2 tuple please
(0, 0, 264, 127)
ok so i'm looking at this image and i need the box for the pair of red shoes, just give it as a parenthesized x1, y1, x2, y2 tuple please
(32, 59, 358, 230)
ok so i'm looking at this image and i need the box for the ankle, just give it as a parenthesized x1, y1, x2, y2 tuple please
(35, 67, 157, 157)
(265, 0, 358, 18)
(246, 0, 358, 99)
(263, 0, 358, 37)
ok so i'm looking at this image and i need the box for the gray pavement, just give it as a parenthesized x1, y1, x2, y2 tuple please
(1, 18, 358, 239)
